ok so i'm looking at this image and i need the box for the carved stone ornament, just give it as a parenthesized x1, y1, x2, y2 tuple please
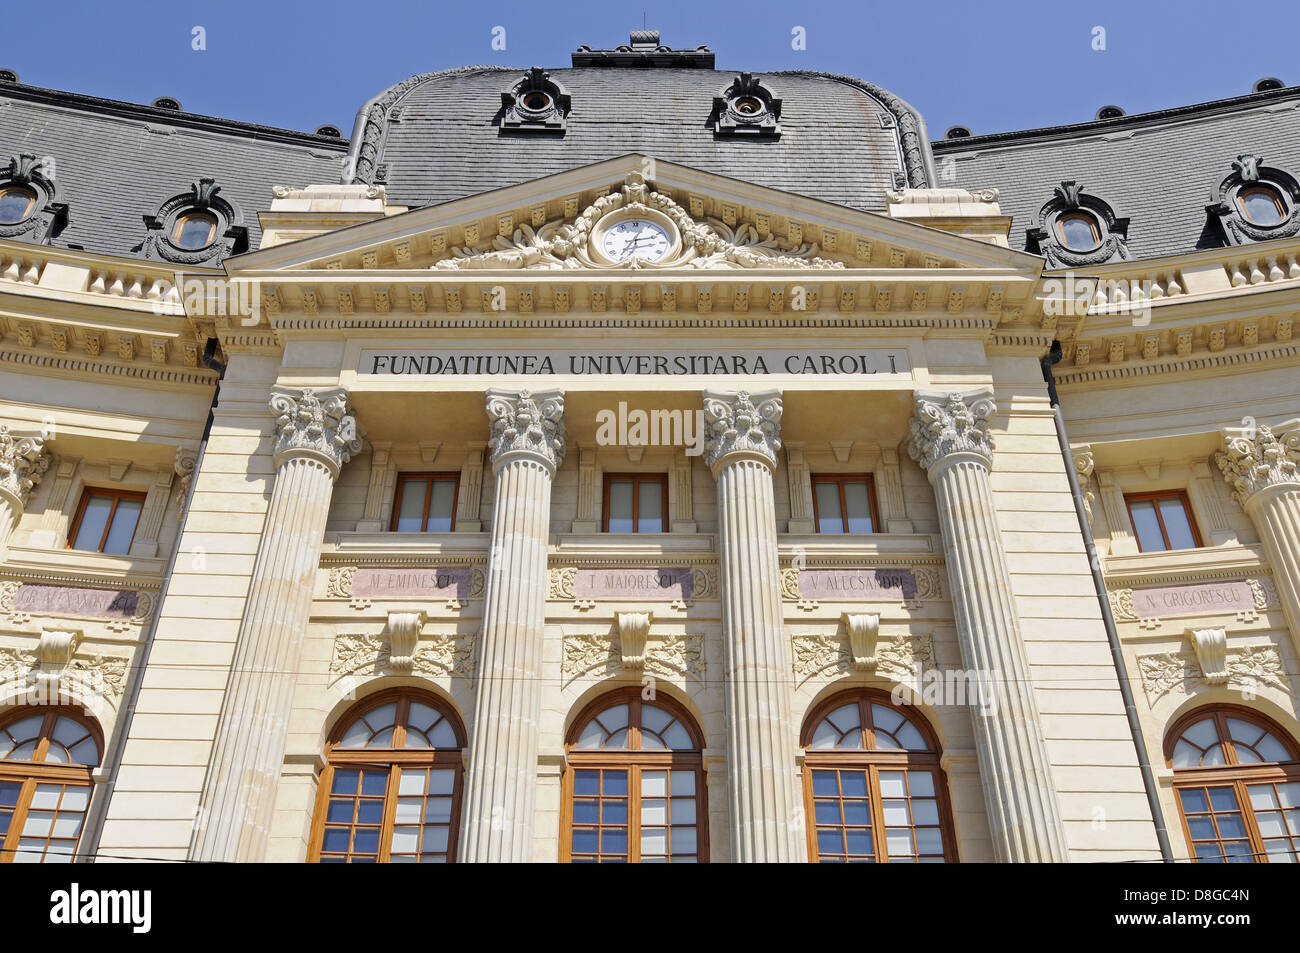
(0, 153, 68, 244)
(841, 612, 880, 671)
(907, 389, 997, 474)
(485, 388, 566, 472)
(0, 424, 49, 508)
(1073, 448, 1096, 520)
(702, 389, 783, 472)
(561, 631, 705, 684)
(329, 631, 475, 681)
(713, 72, 782, 138)
(1137, 644, 1288, 707)
(173, 446, 198, 519)
(1188, 627, 1229, 685)
(141, 176, 247, 265)
(791, 633, 935, 685)
(500, 67, 571, 133)
(385, 611, 426, 674)
(269, 387, 363, 475)
(1216, 424, 1300, 507)
(0, 641, 128, 706)
(1025, 179, 1130, 267)
(614, 611, 652, 668)
(432, 171, 843, 271)
(1205, 154, 1300, 246)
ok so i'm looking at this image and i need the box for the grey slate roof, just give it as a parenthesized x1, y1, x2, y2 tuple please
(345, 65, 934, 213)
(0, 79, 348, 260)
(934, 85, 1300, 261)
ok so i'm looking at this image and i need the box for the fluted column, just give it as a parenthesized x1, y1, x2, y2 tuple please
(459, 389, 565, 863)
(907, 389, 1069, 862)
(704, 389, 803, 862)
(1217, 424, 1300, 651)
(190, 388, 362, 862)
(0, 424, 49, 558)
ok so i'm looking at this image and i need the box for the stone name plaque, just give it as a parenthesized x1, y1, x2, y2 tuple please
(350, 568, 473, 599)
(12, 583, 142, 620)
(796, 568, 919, 601)
(574, 568, 695, 601)
(1129, 581, 1255, 619)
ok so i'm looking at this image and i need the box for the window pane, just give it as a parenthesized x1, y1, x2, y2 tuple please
(1059, 215, 1097, 249)
(1128, 499, 1166, 552)
(843, 480, 874, 534)
(814, 481, 844, 533)
(72, 496, 113, 551)
(1241, 189, 1284, 226)
(427, 479, 456, 532)
(0, 187, 35, 225)
(395, 477, 428, 532)
(607, 480, 634, 533)
(102, 499, 143, 555)
(175, 213, 216, 249)
(637, 480, 664, 533)
(1157, 498, 1196, 550)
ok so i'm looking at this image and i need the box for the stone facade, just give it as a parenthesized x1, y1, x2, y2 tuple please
(0, 43, 1298, 865)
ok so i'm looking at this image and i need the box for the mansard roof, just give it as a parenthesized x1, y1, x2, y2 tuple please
(343, 58, 936, 213)
(934, 82, 1300, 261)
(0, 76, 348, 258)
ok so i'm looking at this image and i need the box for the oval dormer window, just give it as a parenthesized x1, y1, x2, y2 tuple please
(172, 210, 218, 250)
(1056, 211, 1100, 251)
(1237, 184, 1286, 227)
(0, 184, 36, 225)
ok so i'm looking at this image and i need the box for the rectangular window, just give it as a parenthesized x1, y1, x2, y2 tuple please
(390, 473, 459, 532)
(68, 488, 146, 554)
(812, 475, 879, 534)
(603, 474, 667, 533)
(1125, 490, 1202, 552)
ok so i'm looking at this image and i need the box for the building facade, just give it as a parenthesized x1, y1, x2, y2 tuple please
(0, 34, 1298, 863)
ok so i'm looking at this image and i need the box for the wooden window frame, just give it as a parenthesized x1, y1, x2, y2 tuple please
(67, 487, 148, 554)
(810, 473, 881, 535)
(1237, 185, 1287, 225)
(171, 210, 217, 249)
(389, 471, 460, 533)
(1124, 489, 1203, 552)
(1165, 704, 1300, 864)
(307, 688, 466, 863)
(0, 185, 37, 224)
(601, 473, 668, 533)
(799, 689, 958, 863)
(560, 687, 708, 862)
(0, 706, 102, 864)
(1055, 210, 1101, 250)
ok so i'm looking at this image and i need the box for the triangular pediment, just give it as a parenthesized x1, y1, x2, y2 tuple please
(229, 154, 1042, 277)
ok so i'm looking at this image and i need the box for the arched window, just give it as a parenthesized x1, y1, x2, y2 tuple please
(562, 690, 706, 862)
(309, 690, 464, 863)
(801, 690, 956, 862)
(1166, 705, 1300, 863)
(0, 707, 102, 863)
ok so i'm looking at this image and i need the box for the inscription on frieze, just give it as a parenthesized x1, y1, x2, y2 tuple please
(1129, 581, 1256, 619)
(350, 568, 474, 600)
(574, 568, 695, 601)
(10, 583, 143, 620)
(793, 568, 919, 601)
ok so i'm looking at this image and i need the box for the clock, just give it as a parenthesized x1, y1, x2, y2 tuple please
(598, 217, 673, 263)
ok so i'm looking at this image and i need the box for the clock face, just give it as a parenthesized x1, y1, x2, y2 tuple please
(600, 218, 672, 263)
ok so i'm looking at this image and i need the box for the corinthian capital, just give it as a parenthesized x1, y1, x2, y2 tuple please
(0, 424, 50, 508)
(702, 390, 783, 473)
(486, 389, 566, 473)
(1216, 424, 1300, 507)
(269, 387, 363, 477)
(907, 389, 997, 476)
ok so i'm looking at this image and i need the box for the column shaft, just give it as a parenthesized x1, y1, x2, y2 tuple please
(1245, 487, 1300, 650)
(459, 457, 553, 861)
(909, 390, 1069, 862)
(458, 388, 564, 863)
(191, 388, 360, 862)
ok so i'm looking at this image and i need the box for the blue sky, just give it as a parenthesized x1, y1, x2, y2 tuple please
(1, 0, 1295, 138)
